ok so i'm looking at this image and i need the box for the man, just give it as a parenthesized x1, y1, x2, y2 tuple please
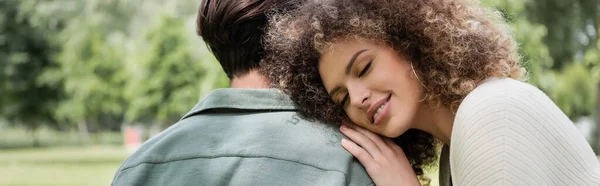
(111, 0, 374, 185)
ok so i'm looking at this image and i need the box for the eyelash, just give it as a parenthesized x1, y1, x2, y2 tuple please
(340, 94, 349, 107)
(358, 59, 373, 77)
(339, 59, 373, 107)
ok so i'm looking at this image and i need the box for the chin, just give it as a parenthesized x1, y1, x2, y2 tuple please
(382, 121, 409, 138)
(380, 128, 402, 138)
(381, 133, 400, 138)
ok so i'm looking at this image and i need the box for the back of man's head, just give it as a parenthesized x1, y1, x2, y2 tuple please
(197, 0, 296, 79)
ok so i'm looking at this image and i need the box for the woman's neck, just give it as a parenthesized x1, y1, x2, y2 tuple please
(413, 104, 455, 145)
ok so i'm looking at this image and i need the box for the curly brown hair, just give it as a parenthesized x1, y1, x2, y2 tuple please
(260, 0, 525, 177)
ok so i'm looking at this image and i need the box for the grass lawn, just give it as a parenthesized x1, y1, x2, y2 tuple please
(0, 145, 443, 186)
(0, 146, 130, 186)
(0, 143, 593, 186)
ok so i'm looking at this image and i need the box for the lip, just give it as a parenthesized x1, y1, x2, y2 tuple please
(367, 94, 392, 125)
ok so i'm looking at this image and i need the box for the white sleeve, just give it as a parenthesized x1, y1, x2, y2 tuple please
(449, 79, 600, 186)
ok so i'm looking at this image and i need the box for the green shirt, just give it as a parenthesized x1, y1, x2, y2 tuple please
(112, 88, 374, 186)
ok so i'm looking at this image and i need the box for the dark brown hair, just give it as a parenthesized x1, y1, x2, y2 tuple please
(262, 0, 524, 177)
(196, 0, 298, 79)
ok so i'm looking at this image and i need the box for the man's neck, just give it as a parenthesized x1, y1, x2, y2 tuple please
(230, 70, 270, 88)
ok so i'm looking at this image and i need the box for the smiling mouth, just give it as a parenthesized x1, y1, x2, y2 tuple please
(373, 103, 386, 121)
(371, 95, 391, 124)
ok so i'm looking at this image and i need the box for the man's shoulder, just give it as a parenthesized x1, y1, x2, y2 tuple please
(113, 110, 372, 185)
(114, 112, 351, 169)
(119, 111, 342, 159)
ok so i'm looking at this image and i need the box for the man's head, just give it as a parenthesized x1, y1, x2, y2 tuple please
(197, 0, 296, 79)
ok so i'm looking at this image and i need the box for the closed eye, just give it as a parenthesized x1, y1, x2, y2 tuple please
(358, 59, 373, 77)
(340, 93, 349, 107)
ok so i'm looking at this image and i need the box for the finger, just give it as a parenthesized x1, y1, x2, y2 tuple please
(341, 138, 375, 166)
(383, 137, 403, 154)
(340, 125, 383, 158)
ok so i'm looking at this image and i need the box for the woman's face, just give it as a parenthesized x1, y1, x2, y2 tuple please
(319, 39, 425, 138)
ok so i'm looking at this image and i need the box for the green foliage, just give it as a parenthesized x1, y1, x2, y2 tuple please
(525, 0, 600, 69)
(550, 63, 596, 118)
(34, 0, 228, 130)
(484, 0, 600, 120)
(0, 0, 62, 131)
(518, 0, 600, 121)
(123, 14, 214, 124)
(0, 0, 597, 145)
(38, 0, 133, 128)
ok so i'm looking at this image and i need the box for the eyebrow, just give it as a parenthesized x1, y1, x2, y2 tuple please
(328, 49, 369, 96)
(345, 49, 369, 75)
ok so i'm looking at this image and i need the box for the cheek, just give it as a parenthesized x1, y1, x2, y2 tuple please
(387, 67, 422, 98)
(344, 108, 368, 126)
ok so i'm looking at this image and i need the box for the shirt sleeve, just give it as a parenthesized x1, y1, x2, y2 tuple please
(449, 79, 600, 186)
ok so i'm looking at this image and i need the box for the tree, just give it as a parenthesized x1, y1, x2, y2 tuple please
(38, 0, 228, 135)
(519, 0, 600, 152)
(123, 14, 226, 130)
(0, 0, 63, 146)
(525, 0, 600, 70)
(38, 0, 133, 135)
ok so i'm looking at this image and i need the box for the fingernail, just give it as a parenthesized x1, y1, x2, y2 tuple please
(341, 138, 350, 145)
(340, 125, 347, 131)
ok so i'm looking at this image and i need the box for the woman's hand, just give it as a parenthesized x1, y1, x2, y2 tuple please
(340, 123, 421, 186)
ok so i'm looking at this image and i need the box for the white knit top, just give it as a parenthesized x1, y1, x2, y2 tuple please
(445, 78, 600, 186)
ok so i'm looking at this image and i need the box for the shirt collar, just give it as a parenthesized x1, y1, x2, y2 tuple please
(181, 88, 297, 120)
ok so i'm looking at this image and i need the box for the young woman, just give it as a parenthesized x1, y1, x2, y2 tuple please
(260, 0, 600, 185)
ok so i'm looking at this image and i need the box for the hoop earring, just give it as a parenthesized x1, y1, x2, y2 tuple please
(411, 62, 426, 88)
(411, 62, 427, 102)
(418, 94, 428, 102)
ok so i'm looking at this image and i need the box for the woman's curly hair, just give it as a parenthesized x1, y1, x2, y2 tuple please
(261, 0, 525, 177)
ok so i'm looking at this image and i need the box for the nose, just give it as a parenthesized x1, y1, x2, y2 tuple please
(348, 81, 370, 109)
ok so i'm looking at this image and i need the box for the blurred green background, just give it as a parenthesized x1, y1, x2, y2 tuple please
(0, 0, 598, 185)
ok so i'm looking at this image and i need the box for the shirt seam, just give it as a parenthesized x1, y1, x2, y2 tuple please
(117, 155, 351, 179)
(197, 105, 296, 111)
(181, 106, 297, 120)
(190, 89, 297, 112)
